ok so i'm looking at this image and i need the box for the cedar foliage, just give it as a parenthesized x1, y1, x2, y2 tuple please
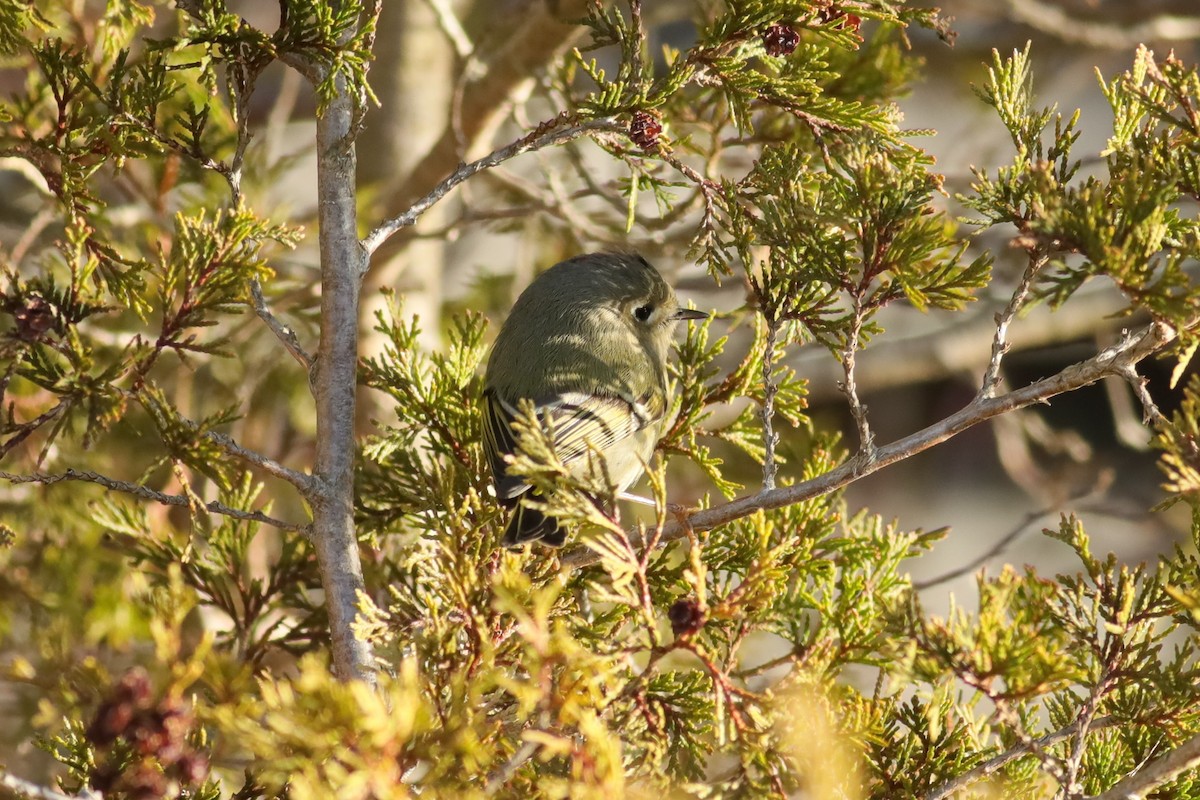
(0, 2, 1198, 798)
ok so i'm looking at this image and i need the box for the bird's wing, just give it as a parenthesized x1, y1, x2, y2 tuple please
(482, 387, 665, 500)
(540, 390, 663, 464)
(482, 389, 526, 502)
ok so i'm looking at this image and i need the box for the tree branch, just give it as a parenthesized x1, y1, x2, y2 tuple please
(250, 278, 316, 373)
(311, 53, 376, 685)
(203, 428, 315, 494)
(1117, 364, 1167, 428)
(760, 319, 781, 491)
(925, 715, 1118, 800)
(840, 299, 875, 460)
(424, 0, 472, 58)
(981, 253, 1045, 398)
(363, 0, 592, 243)
(1001, 0, 1200, 48)
(0, 468, 309, 534)
(361, 116, 622, 257)
(561, 319, 1178, 569)
(1087, 732, 1200, 800)
(0, 400, 67, 461)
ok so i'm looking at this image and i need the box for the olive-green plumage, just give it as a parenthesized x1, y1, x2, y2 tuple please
(483, 253, 705, 547)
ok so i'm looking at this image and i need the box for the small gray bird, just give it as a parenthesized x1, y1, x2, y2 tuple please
(482, 253, 706, 547)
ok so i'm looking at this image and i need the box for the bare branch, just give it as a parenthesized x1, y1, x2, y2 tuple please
(561, 319, 1178, 569)
(204, 428, 315, 493)
(9, 205, 57, 265)
(1001, 0, 1200, 48)
(424, 0, 472, 58)
(311, 55, 376, 685)
(362, 116, 622, 257)
(1117, 364, 1167, 428)
(0, 468, 310, 534)
(841, 301, 875, 460)
(913, 505, 1047, 591)
(760, 319, 781, 491)
(1087, 732, 1200, 800)
(981, 254, 1045, 398)
(792, 278, 1133, 404)
(925, 715, 1118, 800)
(250, 278, 316, 372)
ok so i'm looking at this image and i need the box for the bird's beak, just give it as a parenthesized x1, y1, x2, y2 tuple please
(672, 307, 709, 322)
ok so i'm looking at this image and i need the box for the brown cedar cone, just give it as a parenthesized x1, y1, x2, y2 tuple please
(629, 110, 663, 150)
(763, 24, 800, 57)
(13, 296, 55, 341)
(668, 597, 705, 638)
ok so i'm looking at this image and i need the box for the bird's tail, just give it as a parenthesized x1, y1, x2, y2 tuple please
(502, 496, 567, 548)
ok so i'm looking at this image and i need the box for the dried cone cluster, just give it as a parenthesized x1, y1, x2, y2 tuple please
(762, 24, 800, 57)
(86, 667, 209, 799)
(629, 110, 663, 151)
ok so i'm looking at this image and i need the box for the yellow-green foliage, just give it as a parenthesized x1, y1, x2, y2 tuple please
(0, 2, 1199, 800)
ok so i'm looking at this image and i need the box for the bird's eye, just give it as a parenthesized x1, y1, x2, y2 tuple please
(633, 304, 653, 322)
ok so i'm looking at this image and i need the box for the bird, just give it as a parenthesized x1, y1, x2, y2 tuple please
(482, 252, 706, 547)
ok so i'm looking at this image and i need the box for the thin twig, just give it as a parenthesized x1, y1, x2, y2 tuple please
(990, 695, 1072, 790)
(913, 508, 1045, 590)
(1087, 732, 1200, 800)
(424, 0, 473, 58)
(1064, 659, 1116, 796)
(760, 318, 781, 491)
(0, 468, 310, 535)
(362, 116, 622, 258)
(924, 715, 1118, 800)
(560, 319, 1178, 569)
(628, 0, 645, 84)
(204, 428, 315, 493)
(1117, 364, 1167, 427)
(841, 299, 874, 461)
(1000, 0, 1200, 48)
(913, 478, 1111, 590)
(9, 205, 57, 265)
(250, 278, 316, 371)
(110, 112, 231, 185)
(0, 401, 68, 460)
(226, 59, 261, 203)
(981, 254, 1046, 398)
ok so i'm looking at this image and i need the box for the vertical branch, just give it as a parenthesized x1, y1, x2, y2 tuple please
(981, 252, 1045, 398)
(311, 70, 376, 684)
(760, 316, 781, 491)
(628, 0, 645, 84)
(1064, 652, 1116, 796)
(841, 298, 874, 460)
